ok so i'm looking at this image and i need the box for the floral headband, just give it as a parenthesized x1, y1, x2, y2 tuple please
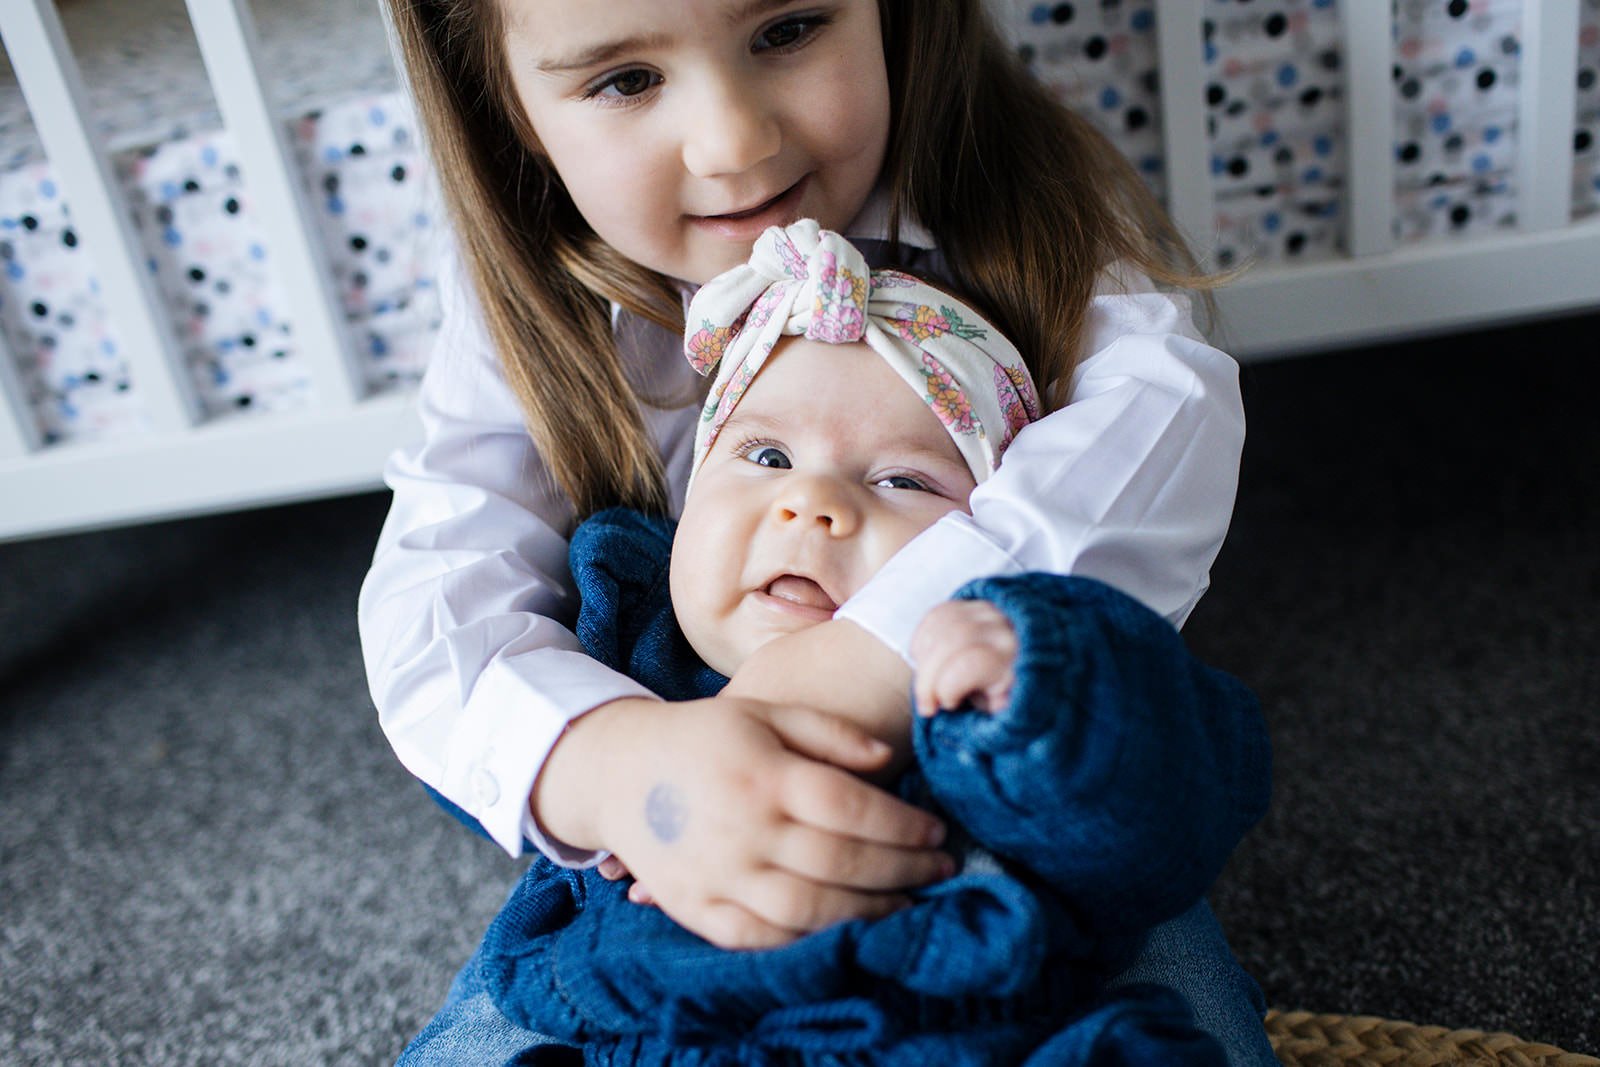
(684, 219, 1041, 485)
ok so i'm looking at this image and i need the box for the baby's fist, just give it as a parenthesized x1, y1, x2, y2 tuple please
(909, 600, 1018, 718)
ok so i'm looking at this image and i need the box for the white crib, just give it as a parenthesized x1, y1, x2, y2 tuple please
(1, 0, 1596, 543)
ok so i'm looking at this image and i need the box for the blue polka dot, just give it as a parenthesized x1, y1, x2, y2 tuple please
(327, 195, 345, 216)
(0, 218, 15, 231)
(1263, 212, 1282, 233)
(1139, 156, 1162, 175)
(4, 261, 23, 281)
(161, 180, 181, 201)
(249, 243, 267, 261)
(1204, 41, 1218, 63)
(218, 338, 235, 352)
(1030, 5, 1049, 25)
(1276, 64, 1298, 88)
(213, 366, 230, 386)
(370, 334, 389, 357)
(1261, 130, 1280, 148)
(322, 145, 342, 165)
(1100, 86, 1121, 109)
(39, 179, 57, 199)
(1484, 125, 1502, 144)
(369, 105, 387, 126)
(1431, 112, 1452, 134)
(1303, 166, 1324, 183)
(256, 308, 273, 326)
(163, 227, 182, 247)
(1131, 9, 1153, 31)
(413, 212, 430, 229)
(201, 145, 219, 167)
(1472, 153, 1492, 173)
(101, 339, 117, 356)
(1313, 135, 1333, 157)
(1455, 47, 1475, 69)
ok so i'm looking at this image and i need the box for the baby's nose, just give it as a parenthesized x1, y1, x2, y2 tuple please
(772, 477, 860, 537)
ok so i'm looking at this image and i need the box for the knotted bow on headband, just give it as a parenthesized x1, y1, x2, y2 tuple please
(684, 219, 1041, 485)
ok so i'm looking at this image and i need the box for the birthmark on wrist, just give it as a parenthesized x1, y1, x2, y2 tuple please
(645, 783, 687, 844)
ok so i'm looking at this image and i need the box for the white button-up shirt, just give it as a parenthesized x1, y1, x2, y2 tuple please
(357, 209, 1245, 860)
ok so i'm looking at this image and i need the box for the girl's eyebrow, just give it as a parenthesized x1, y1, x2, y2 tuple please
(533, 0, 805, 72)
(534, 32, 672, 74)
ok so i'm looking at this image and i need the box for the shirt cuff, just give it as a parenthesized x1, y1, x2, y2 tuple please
(443, 647, 659, 861)
(835, 511, 1024, 664)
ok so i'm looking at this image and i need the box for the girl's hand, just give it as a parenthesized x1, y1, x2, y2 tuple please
(533, 694, 953, 950)
(909, 601, 1018, 717)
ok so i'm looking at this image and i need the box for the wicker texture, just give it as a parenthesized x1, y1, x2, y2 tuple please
(1267, 1010, 1600, 1067)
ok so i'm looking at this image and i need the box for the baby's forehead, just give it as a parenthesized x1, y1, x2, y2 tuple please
(739, 336, 952, 437)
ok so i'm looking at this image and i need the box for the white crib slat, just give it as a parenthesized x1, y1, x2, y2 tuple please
(0, 0, 202, 432)
(1154, 0, 1215, 259)
(185, 0, 365, 408)
(0, 329, 41, 459)
(1341, 2, 1397, 258)
(1517, 1, 1580, 233)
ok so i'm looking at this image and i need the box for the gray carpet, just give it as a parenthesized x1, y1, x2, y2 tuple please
(2, 312, 1597, 1064)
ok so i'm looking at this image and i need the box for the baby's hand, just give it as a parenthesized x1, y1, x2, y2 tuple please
(910, 600, 1018, 718)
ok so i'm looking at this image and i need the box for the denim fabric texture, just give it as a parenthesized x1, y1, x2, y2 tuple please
(447, 509, 1272, 1065)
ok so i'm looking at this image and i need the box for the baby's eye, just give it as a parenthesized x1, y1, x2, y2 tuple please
(875, 474, 929, 492)
(584, 68, 661, 102)
(744, 445, 793, 469)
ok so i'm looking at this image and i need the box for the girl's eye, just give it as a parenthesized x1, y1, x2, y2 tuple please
(876, 474, 929, 492)
(753, 15, 829, 54)
(745, 445, 793, 469)
(583, 68, 661, 103)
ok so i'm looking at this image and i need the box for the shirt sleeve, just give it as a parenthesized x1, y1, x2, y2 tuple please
(357, 250, 659, 861)
(836, 279, 1245, 658)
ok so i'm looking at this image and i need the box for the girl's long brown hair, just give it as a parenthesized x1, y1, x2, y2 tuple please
(388, 0, 1211, 520)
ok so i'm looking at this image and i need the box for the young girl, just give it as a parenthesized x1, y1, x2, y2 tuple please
(361, 0, 1267, 1061)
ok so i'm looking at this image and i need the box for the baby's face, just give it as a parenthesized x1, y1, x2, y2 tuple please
(671, 336, 978, 676)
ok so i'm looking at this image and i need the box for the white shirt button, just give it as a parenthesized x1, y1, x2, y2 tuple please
(472, 768, 500, 807)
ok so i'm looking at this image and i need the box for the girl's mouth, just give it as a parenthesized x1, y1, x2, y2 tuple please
(692, 176, 810, 240)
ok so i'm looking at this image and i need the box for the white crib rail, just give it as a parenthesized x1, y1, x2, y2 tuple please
(0, 0, 418, 542)
(1, 1, 1598, 541)
(1186, 0, 1600, 356)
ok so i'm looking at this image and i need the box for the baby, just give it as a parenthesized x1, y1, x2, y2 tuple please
(466, 223, 1271, 1065)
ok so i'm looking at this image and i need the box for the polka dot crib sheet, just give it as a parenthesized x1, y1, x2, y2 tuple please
(0, 90, 438, 446)
(1007, 0, 1590, 267)
(1392, 0, 1525, 242)
(1577, 0, 1600, 217)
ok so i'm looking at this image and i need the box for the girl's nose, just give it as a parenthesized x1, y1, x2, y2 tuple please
(771, 476, 860, 537)
(682, 79, 781, 178)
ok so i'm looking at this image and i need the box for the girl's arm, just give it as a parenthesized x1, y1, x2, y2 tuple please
(359, 253, 953, 929)
(837, 277, 1244, 660)
(358, 250, 661, 860)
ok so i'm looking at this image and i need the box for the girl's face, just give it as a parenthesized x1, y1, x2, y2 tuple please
(500, 0, 891, 285)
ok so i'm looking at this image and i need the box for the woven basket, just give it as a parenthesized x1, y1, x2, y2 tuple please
(1267, 1010, 1600, 1066)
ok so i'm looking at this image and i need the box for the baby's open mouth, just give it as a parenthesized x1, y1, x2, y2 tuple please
(764, 574, 838, 613)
